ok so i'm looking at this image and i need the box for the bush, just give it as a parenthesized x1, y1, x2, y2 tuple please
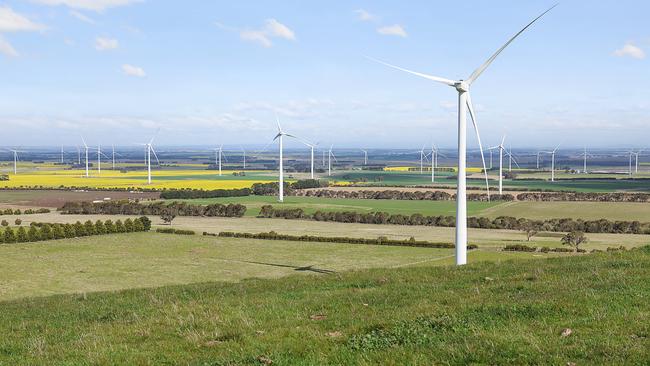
(139, 216, 151, 231)
(1, 220, 7, 227)
(156, 228, 195, 235)
(60, 200, 246, 218)
(14, 218, 22, 225)
(160, 188, 251, 199)
(503, 244, 537, 252)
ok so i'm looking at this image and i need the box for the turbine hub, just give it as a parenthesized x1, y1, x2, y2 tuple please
(454, 81, 469, 93)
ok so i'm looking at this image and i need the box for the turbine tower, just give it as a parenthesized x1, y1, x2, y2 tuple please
(214, 146, 223, 176)
(97, 145, 102, 174)
(60, 145, 64, 164)
(369, 5, 555, 265)
(139, 134, 160, 184)
(419, 145, 429, 174)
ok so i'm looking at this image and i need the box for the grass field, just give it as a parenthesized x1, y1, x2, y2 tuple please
(0, 244, 648, 364)
(0, 232, 545, 302)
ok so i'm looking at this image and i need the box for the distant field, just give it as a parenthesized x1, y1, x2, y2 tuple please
(0, 169, 278, 190)
(163, 195, 650, 222)
(167, 195, 498, 217)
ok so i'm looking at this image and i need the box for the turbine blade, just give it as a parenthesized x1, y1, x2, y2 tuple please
(366, 56, 456, 86)
(80, 135, 87, 148)
(150, 146, 161, 165)
(466, 93, 490, 200)
(501, 134, 506, 146)
(467, 3, 558, 84)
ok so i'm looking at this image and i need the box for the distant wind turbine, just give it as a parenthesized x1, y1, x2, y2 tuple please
(488, 135, 507, 195)
(541, 144, 560, 182)
(328, 145, 337, 177)
(81, 136, 89, 178)
(361, 149, 368, 166)
(273, 117, 299, 202)
(419, 145, 430, 174)
(9, 149, 23, 174)
(368, 5, 556, 265)
(139, 133, 160, 184)
(214, 146, 224, 176)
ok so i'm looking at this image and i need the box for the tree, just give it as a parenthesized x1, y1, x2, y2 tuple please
(14, 218, 22, 226)
(160, 210, 176, 226)
(133, 218, 145, 232)
(40, 224, 53, 240)
(561, 231, 588, 251)
(27, 226, 40, 242)
(1, 220, 8, 227)
(139, 216, 151, 231)
(522, 222, 540, 242)
(16, 227, 28, 242)
(84, 220, 96, 235)
(74, 221, 86, 237)
(95, 220, 106, 235)
(114, 220, 125, 233)
(3, 228, 15, 243)
(104, 219, 115, 233)
(124, 218, 134, 232)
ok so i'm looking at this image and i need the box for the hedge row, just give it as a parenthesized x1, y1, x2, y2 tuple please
(517, 192, 650, 203)
(60, 200, 246, 217)
(156, 228, 195, 235)
(295, 189, 514, 202)
(0, 216, 151, 244)
(208, 231, 478, 250)
(1, 208, 51, 216)
(257, 205, 650, 235)
(160, 188, 251, 199)
(504, 244, 588, 253)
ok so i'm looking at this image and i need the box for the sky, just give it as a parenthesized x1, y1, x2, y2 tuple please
(0, 0, 648, 149)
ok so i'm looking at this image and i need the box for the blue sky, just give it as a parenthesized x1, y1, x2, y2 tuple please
(0, 0, 648, 149)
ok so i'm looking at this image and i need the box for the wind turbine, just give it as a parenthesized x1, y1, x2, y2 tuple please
(273, 117, 298, 202)
(81, 136, 89, 178)
(582, 146, 588, 174)
(430, 144, 444, 183)
(240, 147, 246, 170)
(60, 145, 64, 164)
(8, 149, 23, 174)
(214, 146, 224, 176)
(541, 144, 560, 182)
(368, 5, 556, 265)
(296, 139, 317, 179)
(361, 149, 368, 166)
(328, 145, 337, 176)
(488, 135, 507, 195)
(112, 145, 116, 170)
(139, 134, 160, 184)
(536, 151, 541, 170)
(633, 149, 644, 174)
(419, 145, 429, 174)
(77, 146, 81, 165)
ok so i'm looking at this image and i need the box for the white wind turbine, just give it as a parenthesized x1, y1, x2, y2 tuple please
(81, 136, 90, 178)
(633, 149, 644, 174)
(273, 117, 298, 202)
(369, 5, 556, 265)
(418, 145, 430, 174)
(76, 146, 81, 165)
(240, 147, 246, 170)
(361, 149, 368, 166)
(328, 145, 337, 177)
(296, 139, 317, 179)
(9, 149, 23, 175)
(430, 144, 444, 183)
(541, 144, 560, 182)
(139, 134, 160, 184)
(214, 146, 224, 176)
(488, 135, 507, 195)
(60, 145, 64, 164)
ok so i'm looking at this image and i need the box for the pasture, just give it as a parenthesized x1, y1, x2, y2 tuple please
(1, 245, 648, 364)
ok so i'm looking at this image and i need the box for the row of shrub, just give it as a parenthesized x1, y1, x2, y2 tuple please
(160, 188, 251, 199)
(295, 189, 515, 202)
(208, 231, 478, 250)
(517, 192, 650, 203)
(0, 216, 151, 244)
(1, 186, 161, 192)
(1, 208, 51, 216)
(256, 205, 650, 235)
(59, 200, 246, 217)
(156, 228, 195, 235)
(501, 244, 629, 254)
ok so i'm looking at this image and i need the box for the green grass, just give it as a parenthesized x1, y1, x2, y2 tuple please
(168, 195, 499, 217)
(0, 232, 468, 302)
(1, 245, 648, 364)
(482, 201, 650, 221)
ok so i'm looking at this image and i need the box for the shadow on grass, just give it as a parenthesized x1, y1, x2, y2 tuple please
(240, 260, 336, 274)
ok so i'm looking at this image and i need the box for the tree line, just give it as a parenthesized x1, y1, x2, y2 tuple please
(208, 231, 478, 250)
(59, 200, 246, 217)
(0, 217, 151, 244)
(1, 208, 50, 216)
(295, 189, 514, 202)
(256, 205, 650, 235)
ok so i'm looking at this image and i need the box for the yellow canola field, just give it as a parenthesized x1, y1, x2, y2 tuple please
(1, 169, 276, 190)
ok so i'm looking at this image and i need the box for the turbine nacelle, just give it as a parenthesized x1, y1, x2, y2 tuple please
(454, 81, 469, 93)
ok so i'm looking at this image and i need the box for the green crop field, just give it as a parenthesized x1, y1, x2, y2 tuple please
(164, 195, 650, 222)
(1, 242, 648, 364)
(166, 195, 499, 217)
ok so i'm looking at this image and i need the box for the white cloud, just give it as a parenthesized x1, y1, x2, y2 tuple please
(122, 64, 145, 77)
(30, 0, 141, 12)
(0, 35, 18, 57)
(0, 6, 46, 32)
(613, 42, 645, 59)
(377, 24, 407, 37)
(95, 36, 118, 50)
(69, 10, 95, 24)
(219, 18, 295, 48)
(354, 9, 376, 22)
(439, 100, 455, 111)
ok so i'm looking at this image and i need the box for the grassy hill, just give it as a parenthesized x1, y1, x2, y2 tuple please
(1, 246, 649, 364)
